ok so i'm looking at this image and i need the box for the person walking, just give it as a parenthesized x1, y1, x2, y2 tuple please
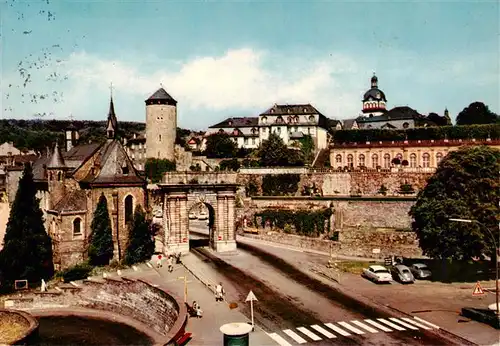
(192, 301, 203, 318)
(167, 255, 174, 273)
(156, 254, 163, 268)
(215, 282, 225, 302)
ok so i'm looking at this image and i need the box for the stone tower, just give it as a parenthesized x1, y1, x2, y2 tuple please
(145, 87, 177, 161)
(47, 142, 67, 209)
(65, 123, 79, 152)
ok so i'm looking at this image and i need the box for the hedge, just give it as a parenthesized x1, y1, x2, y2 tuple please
(60, 263, 93, 283)
(333, 124, 500, 143)
(254, 208, 332, 236)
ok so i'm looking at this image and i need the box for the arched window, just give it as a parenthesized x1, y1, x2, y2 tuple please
(308, 115, 315, 122)
(358, 154, 365, 167)
(159, 134, 162, 142)
(347, 154, 354, 168)
(295, 116, 299, 123)
(396, 153, 403, 160)
(335, 154, 342, 164)
(218, 129, 225, 134)
(125, 195, 134, 223)
(51, 218, 57, 236)
(410, 153, 417, 167)
(73, 218, 82, 236)
(371, 154, 378, 168)
(422, 153, 430, 167)
(57, 171, 62, 181)
(261, 116, 267, 124)
(383, 154, 391, 168)
(403, 122, 409, 129)
(436, 152, 443, 164)
(276, 116, 284, 124)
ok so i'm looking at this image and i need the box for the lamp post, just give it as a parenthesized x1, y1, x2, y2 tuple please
(449, 218, 499, 318)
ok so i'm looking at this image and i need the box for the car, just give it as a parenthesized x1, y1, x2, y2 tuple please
(197, 211, 208, 220)
(409, 263, 432, 280)
(188, 212, 197, 220)
(362, 265, 392, 283)
(390, 264, 415, 284)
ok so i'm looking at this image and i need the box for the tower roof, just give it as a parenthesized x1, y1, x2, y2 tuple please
(107, 96, 118, 139)
(145, 87, 177, 106)
(47, 142, 66, 168)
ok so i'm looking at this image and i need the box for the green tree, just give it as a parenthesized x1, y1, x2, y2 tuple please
(298, 135, 315, 164)
(456, 102, 499, 125)
(124, 205, 154, 265)
(426, 113, 449, 126)
(88, 194, 114, 266)
(0, 163, 53, 290)
(409, 146, 500, 260)
(204, 133, 237, 158)
(145, 158, 176, 183)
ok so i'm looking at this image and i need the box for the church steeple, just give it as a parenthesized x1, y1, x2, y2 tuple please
(106, 84, 118, 139)
(47, 142, 66, 169)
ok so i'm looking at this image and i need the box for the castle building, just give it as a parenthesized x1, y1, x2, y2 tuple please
(361, 74, 387, 117)
(205, 117, 260, 149)
(145, 88, 177, 161)
(6, 95, 148, 270)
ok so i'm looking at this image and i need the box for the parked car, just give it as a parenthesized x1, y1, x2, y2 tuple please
(188, 212, 197, 220)
(198, 211, 208, 220)
(409, 263, 432, 280)
(391, 264, 415, 284)
(362, 265, 392, 283)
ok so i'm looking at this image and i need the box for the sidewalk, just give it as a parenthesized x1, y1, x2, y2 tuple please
(100, 255, 275, 346)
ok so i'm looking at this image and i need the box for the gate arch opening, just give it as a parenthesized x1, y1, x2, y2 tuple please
(188, 202, 215, 249)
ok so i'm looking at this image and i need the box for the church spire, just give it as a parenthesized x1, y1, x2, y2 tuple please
(106, 83, 118, 139)
(47, 142, 66, 168)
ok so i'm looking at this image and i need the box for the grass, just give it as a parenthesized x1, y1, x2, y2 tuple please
(332, 260, 375, 275)
(0, 311, 30, 344)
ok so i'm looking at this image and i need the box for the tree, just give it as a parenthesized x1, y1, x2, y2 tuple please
(298, 135, 315, 164)
(124, 205, 154, 265)
(409, 146, 500, 260)
(88, 194, 114, 266)
(145, 158, 176, 183)
(0, 163, 53, 290)
(257, 133, 304, 166)
(456, 102, 499, 125)
(426, 113, 448, 126)
(204, 133, 237, 158)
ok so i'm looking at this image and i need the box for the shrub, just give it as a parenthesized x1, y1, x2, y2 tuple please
(378, 184, 388, 196)
(255, 208, 333, 237)
(61, 263, 93, 283)
(245, 178, 259, 197)
(262, 174, 300, 196)
(399, 183, 415, 194)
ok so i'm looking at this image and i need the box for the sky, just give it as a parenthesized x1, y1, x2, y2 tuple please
(0, 0, 498, 130)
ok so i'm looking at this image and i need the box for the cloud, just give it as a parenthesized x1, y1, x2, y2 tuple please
(2, 46, 498, 129)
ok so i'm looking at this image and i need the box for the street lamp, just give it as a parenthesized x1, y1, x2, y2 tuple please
(449, 218, 499, 318)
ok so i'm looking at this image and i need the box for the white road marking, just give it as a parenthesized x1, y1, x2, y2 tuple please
(376, 318, 406, 331)
(351, 320, 379, 333)
(325, 323, 351, 336)
(310, 325, 336, 338)
(283, 329, 307, 344)
(267, 332, 293, 346)
(364, 319, 393, 332)
(401, 317, 432, 330)
(414, 316, 440, 329)
(146, 262, 153, 268)
(297, 327, 322, 341)
(338, 321, 365, 334)
(389, 317, 419, 330)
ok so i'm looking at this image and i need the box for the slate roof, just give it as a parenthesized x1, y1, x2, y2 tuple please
(63, 143, 101, 168)
(51, 190, 87, 213)
(357, 106, 423, 123)
(47, 143, 66, 168)
(260, 104, 323, 116)
(145, 88, 177, 105)
(343, 119, 358, 129)
(79, 140, 145, 185)
(209, 117, 258, 128)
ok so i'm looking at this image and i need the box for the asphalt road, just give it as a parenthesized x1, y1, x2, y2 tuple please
(188, 221, 460, 346)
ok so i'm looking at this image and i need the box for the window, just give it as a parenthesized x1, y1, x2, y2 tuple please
(436, 152, 443, 164)
(347, 154, 354, 168)
(122, 165, 129, 175)
(73, 218, 82, 236)
(358, 154, 365, 167)
(307, 127, 311, 134)
(287, 116, 292, 123)
(308, 115, 315, 122)
(125, 195, 134, 223)
(262, 128, 266, 134)
(244, 138, 248, 145)
(422, 153, 430, 167)
(277, 127, 281, 134)
(372, 154, 378, 168)
(159, 134, 162, 142)
(335, 154, 342, 164)
(276, 116, 284, 124)
(219, 129, 225, 134)
(403, 122, 410, 129)
(295, 116, 299, 123)
(262, 116, 267, 124)
(383, 153, 391, 168)
(410, 153, 417, 167)
(57, 172, 62, 181)
(252, 138, 255, 145)
(251, 128, 257, 135)
(396, 153, 403, 160)
(157, 151, 160, 158)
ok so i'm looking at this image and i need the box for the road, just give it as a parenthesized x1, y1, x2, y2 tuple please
(188, 221, 459, 346)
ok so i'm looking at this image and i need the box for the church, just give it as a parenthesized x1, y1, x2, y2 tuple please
(30, 96, 147, 270)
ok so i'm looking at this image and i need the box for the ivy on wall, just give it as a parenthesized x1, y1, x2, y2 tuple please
(333, 124, 500, 143)
(262, 174, 300, 196)
(254, 208, 333, 237)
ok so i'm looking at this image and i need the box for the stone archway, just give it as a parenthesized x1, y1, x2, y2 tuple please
(158, 183, 238, 254)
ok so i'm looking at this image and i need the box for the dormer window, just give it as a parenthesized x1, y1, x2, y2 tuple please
(308, 115, 315, 122)
(270, 109, 274, 113)
(261, 116, 267, 124)
(228, 121, 233, 126)
(303, 108, 307, 113)
(287, 109, 291, 113)
(219, 129, 225, 134)
(276, 116, 284, 124)
(122, 165, 129, 175)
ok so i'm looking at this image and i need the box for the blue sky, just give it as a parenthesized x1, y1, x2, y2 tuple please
(1, 0, 498, 130)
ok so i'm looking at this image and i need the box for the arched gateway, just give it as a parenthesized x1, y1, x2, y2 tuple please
(156, 173, 239, 254)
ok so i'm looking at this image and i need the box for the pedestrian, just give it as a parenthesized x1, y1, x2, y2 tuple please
(215, 282, 225, 302)
(156, 254, 163, 268)
(192, 300, 203, 318)
(167, 255, 174, 273)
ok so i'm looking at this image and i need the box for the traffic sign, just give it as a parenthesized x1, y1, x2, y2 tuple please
(472, 281, 485, 296)
(246, 290, 258, 302)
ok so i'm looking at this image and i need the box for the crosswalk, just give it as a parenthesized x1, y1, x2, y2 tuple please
(266, 316, 440, 345)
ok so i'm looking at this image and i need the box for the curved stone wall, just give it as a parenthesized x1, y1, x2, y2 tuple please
(0, 309, 39, 345)
(3, 276, 187, 345)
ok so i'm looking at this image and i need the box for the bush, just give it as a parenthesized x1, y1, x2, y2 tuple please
(262, 174, 300, 196)
(245, 178, 259, 197)
(61, 263, 93, 283)
(378, 184, 388, 196)
(145, 158, 176, 183)
(255, 208, 333, 237)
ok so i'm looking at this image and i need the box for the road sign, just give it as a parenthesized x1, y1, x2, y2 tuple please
(246, 290, 258, 302)
(245, 290, 258, 331)
(472, 281, 485, 296)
